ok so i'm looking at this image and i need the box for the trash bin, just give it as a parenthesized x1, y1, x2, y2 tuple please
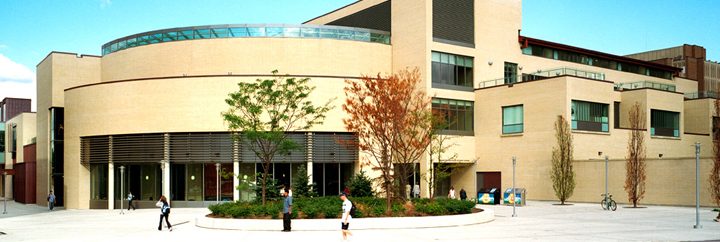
(503, 188, 526, 206)
(477, 188, 500, 205)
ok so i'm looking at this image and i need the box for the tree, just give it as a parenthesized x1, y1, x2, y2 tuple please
(222, 70, 332, 205)
(291, 165, 318, 198)
(550, 115, 575, 205)
(347, 170, 374, 197)
(625, 102, 647, 208)
(343, 68, 433, 212)
(424, 112, 458, 200)
(710, 92, 720, 219)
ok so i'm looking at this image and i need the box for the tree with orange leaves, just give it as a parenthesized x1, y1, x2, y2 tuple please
(343, 68, 434, 212)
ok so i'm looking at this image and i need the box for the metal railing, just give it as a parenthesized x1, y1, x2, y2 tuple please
(477, 67, 605, 89)
(614, 81, 676, 92)
(102, 24, 391, 55)
(685, 91, 720, 99)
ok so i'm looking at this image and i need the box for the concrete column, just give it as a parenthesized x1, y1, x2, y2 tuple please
(108, 136, 114, 209)
(307, 133, 313, 183)
(162, 133, 170, 203)
(233, 139, 240, 201)
(108, 162, 114, 210)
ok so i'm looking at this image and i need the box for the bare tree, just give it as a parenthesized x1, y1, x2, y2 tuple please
(551, 115, 575, 205)
(711, 91, 720, 220)
(625, 102, 647, 208)
(424, 112, 458, 199)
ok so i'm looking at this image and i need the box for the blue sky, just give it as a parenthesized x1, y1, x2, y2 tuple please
(0, 0, 718, 107)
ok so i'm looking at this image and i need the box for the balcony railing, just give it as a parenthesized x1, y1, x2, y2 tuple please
(101, 24, 392, 55)
(684, 91, 719, 99)
(477, 67, 605, 89)
(614, 81, 676, 92)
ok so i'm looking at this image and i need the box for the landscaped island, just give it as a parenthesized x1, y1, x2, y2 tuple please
(208, 197, 478, 219)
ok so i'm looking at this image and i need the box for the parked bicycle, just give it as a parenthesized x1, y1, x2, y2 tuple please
(601, 193, 617, 211)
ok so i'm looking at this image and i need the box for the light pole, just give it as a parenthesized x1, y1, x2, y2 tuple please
(605, 155, 609, 209)
(694, 142, 701, 229)
(512, 156, 517, 217)
(2, 171, 7, 214)
(119, 165, 125, 215)
(216, 163, 221, 204)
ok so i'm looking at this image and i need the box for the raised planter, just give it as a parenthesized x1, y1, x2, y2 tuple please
(196, 205, 494, 231)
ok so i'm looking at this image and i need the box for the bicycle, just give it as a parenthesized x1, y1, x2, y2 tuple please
(601, 193, 617, 211)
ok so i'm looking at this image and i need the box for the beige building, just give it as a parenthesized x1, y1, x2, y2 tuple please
(37, 0, 717, 209)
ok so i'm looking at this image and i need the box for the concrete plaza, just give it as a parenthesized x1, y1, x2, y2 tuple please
(0, 200, 718, 242)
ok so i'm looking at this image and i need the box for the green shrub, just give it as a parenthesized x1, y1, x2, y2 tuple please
(208, 196, 475, 219)
(291, 165, 318, 198)
(347, 171, 374, 197)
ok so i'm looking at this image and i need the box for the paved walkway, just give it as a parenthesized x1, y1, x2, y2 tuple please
(0, 200, 718, 241)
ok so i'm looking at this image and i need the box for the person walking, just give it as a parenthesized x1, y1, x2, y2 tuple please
(340, 193, 353, 241)
(281, 188, 292, 232)
(47, 191, 56, 211)
(127, 192, 136, 210)
(448, 186, 456, 199)
(459, 188, 467, 201)
(156, 195, 172, 231)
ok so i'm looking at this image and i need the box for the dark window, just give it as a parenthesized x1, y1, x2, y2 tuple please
(613, 102, 620, 129)
(504, 62, 518, 84)
(651, 110, 679, 137)
(713, 117, 720, 141)
(0, 129, 4, 153)
(11, 125, 16, 159)
(502, 105, 523, 134)
(571, 100, 609, 132)
(432, 98, 474, 135)
(522, 44, 673, 79)
(433, 0, 474, 47)
(432, 51, 474, 90)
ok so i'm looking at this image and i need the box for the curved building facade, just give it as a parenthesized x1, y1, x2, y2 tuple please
(38, 0, 717, 209)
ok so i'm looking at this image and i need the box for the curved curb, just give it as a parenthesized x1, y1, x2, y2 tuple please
(195, 207, 494, 231)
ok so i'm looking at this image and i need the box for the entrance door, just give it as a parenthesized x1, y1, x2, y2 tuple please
(476, 172, 501, 193)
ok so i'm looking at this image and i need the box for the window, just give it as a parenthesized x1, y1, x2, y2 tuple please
(571, 100, 609, 132)
(432, 98, 474, 134)
(502, 105, 523, 134)
(613, 102, 620, 129)
(431, 51, 474, 90)
(504, 62, 518, 84)
(651, 110, 679, 137)
(90, 164, 108, 200)
(0, 127, 4, 153)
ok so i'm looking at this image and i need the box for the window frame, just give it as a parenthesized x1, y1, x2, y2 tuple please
(431, 51, 474, 91)
(432, 98, 475, 136)
(502, 105, 524, 134)
(650, 109, 680, 137)
(571, 100, 609, 132)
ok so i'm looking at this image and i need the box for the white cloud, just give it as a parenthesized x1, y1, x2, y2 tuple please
(0, 53, 36, 111)
(0, 54, 34, 83)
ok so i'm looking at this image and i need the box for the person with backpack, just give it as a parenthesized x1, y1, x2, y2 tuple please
(127, 192, 136, 210)
(156, 195, 172, 231)
(340, 193, 353, 241)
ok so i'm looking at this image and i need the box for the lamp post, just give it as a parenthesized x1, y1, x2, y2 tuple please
(512, 156, 517, 217)
(216, 163, 221, 204)
(2, 171, 7, 214)
(119, 165, 125, 215)
(694, 142, 701, 229)
(605, 155, 609, 209)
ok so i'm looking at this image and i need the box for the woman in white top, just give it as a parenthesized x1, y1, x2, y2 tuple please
(449, 186, 456, 199)
(340, 193, 353, 241)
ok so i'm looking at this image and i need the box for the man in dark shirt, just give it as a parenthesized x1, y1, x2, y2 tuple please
(460, 188, 467, 201)
(282, 187, 292, 232)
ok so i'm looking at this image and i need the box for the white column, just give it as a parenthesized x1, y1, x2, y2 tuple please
(162, 133, 170, 203)
(108, 162, 114, 210)
(307, 133, 313, 184)
(233, 161, 239, 201)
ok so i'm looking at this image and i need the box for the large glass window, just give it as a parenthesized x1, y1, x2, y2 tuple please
(432, 98, 474, 134)
(204, 163, 233, 201)
(571, 100, 609, 132)
(90, 164, 108, 200)
(651, 110, 680, 137)
(502, 105, 524, 134)
(186, 164, 203, 201)
(431, 51, 474, 89)
(504, 62, 518, 84)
